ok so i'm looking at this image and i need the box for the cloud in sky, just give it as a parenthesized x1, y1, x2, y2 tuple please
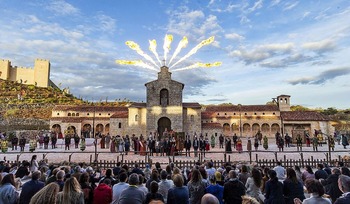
(0, 0, 349, 109)
(288, 67, 350, 85)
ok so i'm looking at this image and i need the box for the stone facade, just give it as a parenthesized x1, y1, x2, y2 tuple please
(0, 59, 51, 88)
(50, 66, 334, 141)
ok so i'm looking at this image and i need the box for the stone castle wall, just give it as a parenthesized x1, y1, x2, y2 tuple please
(0, 59, 50, 87)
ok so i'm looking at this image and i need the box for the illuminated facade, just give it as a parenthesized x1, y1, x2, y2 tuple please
(50, 66, 333, 141)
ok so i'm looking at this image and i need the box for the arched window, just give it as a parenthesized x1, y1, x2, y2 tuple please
(72, 113, 76, 116)
(76, 113, 79, 116)
(118, 123, 121, 128)
(68, 113, 71, 116)
(135, 115, 139, 121)
(160, 89, 169, 106)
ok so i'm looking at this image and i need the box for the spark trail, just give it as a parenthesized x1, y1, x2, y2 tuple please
(168, 36, 188, 67)
(172, 62, 222, 72)
(149, 39, 162, 66)
(170, 36, 215, 69)
(115, 60, 158, 71)
(125, 41, 159, 68)
(163, 34, 173, 64)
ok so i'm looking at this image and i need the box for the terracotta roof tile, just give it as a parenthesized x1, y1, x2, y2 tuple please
(183, 103, 201, 108)
(281, 111, 330, 121)
(202, 123, 222, 129)
(50, 117, 110, 123)
(204, 105, 279, 112)
(53, 105, 128, 112)
(110, 112, 129, 118)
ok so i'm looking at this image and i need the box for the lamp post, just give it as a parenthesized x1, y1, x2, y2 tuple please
(238, 104, 242, 138)
(92, 104, 97, 162)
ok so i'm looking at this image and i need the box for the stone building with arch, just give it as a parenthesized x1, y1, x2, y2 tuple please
(50, 66, 333, 142)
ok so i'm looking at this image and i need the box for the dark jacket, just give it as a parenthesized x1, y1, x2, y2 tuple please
(320, 173, 342, 202)
(167, 186, 189, 204)
(223, 178, 246, 204)
(283, 179, 305, 204)
(335, 193, 350, 204)
(264, 178, 285, 204)
(19, 180, 45, 204)
(315, 169, 329, 180)
(145, 192, 164, 204)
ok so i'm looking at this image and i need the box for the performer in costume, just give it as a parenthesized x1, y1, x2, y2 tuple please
(225, 138, 232, 153)
(263, 136, 268, 150)
(51, 132, 57, 149)
(236, 138, 243, 153)
(256, 130, 263, 145)
(74, 134, 80, 149)
(193, 137, 199, 157)
(80, 137, 86, 151)
(11, 135, 18, 150)
(65, 135, 71, 150)
(1, 139, 8, 153)
(119, 137, 125, 153)
(247, 138, 252, 152)
(329, 136, 335, 151)
(210, 135, 215, 148)
(312, 136, 318, 151)
(19, 135, 26, 152)
(43, 134, 50, 149)
(296, 134, 303, 151)
(110, 136, 116, 153)
(254, 137, 259, 151)
(29, 138, 36, 152)
(232, 134, 238, 149)
(124, 136, 130, 155)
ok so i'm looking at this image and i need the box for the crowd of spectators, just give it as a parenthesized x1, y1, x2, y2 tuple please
(0, 155, 350, 204)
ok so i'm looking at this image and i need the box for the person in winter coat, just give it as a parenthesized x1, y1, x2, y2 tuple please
(223, 170, 246, 204)
(93, 179, 113, 204)
(320, 168, 343, 203)
(264, 170, 285, 204)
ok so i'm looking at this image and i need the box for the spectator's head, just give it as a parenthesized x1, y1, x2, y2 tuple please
(228, 170, 237, 179)
(201, 193, 219, 204)
(251, 168, 262, 187)
(56, 170, 65, 181)
(32, 171, 41, 180)
(173, 174, 184, 187)
(62, 177, 81, 203)
(160, 170, 167, 180)
(268, 170, 277, 180)
(103, 178, 112, 186)
(332, 168, 341, 175)
(338, 161, 344, 167)
(151, 171, 158, 180)
(119, 172, 128, 182)
(199, 167, 207, 179)
(191, 169, 203, 183)
(209, 175, 216, 184)
(208, 162, 213, 169)
(155, 162, 161, 169)
(150, 181, 159, 194)
(286, 168, 297, 183)
(305, 165, 314, 174)
(294, 165, 301, 172)
(106, 169, 112, 177)
(276, 161, 281, 166)
(317, 163, 324, 170)
(79, 172, 89, 183)
(341, 167, 350, 177)
(305, 179, 324, 196)
(117, 162, 121, 167)
(215, 171, 222, 182)
(338, 175, 350, 193)
(241, 165, 249, 173)
(173, 167, 181, 175)
(1, 173, 15, 186)
(128, 173, 139, 185)
(85, 166, 93, 174)
(74, 166, 81, 173)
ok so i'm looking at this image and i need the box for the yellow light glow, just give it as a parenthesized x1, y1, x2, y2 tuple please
(168, 36, 188, 66)
(115, 60, 158, 71)
(149, 39, 162, 65)
(172, 61, 222, 72)
(163, 34, 173, 62)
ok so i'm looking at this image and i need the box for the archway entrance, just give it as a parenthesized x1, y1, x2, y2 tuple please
(158, 117, 171, 139)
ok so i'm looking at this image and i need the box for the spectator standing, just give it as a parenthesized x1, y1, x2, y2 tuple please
(245, 168, 263, 203)
(320, 168, 343, 203)
(294, 179, 331, 204)
(29, 182, 59, 204)
(111, 172, 129, 204)
(57, 177, 84, 204)
(158, 170, 174, 203)
(79, 172, 94, 204)
(118, 173, 145, 204)
(188, 169, 206, 204)
(223, 170, 246, 204)
(29, 155, 39, 173)
(264, 170, 285, 204)
(19, 171, 45, 204)
(145, 181, 164, 204)
(167, 174, 189, 204)
(335, 175, 350, 204)
(302, 165, 315, 182)
(283, 168, 305, 204)
(315, 163, 329, 180)
(93, 179, 113, 204)
(206, 175, 224, 204)
(273, 161, 286, 181)
(0, 174, 19, 204)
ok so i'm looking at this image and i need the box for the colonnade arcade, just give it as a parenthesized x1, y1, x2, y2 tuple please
(51, 123, 110, 138)
(222, 122, 280, 137)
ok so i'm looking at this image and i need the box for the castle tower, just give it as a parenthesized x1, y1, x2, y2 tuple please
(277, 94, 291, 111)
(0, 60, 11, 80)
(145, 66, 184, 136)
(34, 59, 50, 87)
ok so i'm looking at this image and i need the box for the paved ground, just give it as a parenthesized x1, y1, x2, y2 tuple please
(1, 138, 349, 165)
